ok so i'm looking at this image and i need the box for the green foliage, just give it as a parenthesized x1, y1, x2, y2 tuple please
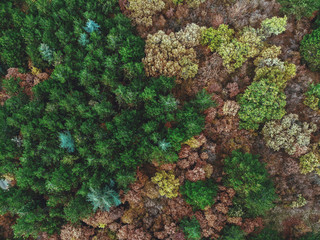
(300, 28, 320, 72)
(250, 227, 283, 240)
(1, 77, 21, 96)
(299, 232, 320, 240)
(220, 225, 245, 240)
(224, 150, 278, 217)
(87, 181, 121, 212)
(0, 1, 214, 237)
(180, 216, 202, 240)
(278, 0, 320, 20)
(0, 0, 27, 68)
(180, 179, 218, 210)
(238, 81, 286, 130)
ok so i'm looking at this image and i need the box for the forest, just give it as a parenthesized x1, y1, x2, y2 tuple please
(1, 0, 320, 239)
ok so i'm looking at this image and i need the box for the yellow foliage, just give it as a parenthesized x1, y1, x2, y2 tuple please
(151, 170, 180, 198)
(98, 223, 106, 229)
(254, 45, 282, 66)
(2, 173, 15, 182)
(31, 66, 41, 75)
(183, 136, 202, 148)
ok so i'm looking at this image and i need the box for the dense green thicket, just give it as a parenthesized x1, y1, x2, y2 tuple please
(180, 179, 218, 210)
(223, 150, 278, 217)
(300, 28, 320, 72)
(0, 0, 27, 68)
(249, 228, 284, 240)
(0, 0, 214, 237)
(278, 0, 320, 20)
(180, 216, 202, 240)
(220, 225, 245, 240)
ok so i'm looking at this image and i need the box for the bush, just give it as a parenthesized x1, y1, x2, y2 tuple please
(300, 28, 320, 72)
(278, 0, 320, 20)
(0, 0, 27, 68)
(180, 216, 202, 240)
(224, 150, 278, 217)
(180, 179, 218, 210)
(238, 81, 286, 130)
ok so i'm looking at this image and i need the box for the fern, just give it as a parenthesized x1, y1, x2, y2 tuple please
(78, 33, 89, 46)
(158, 139, 171, 151)
(58, 131, 75, 153)
(83, 19, 100, 33)
(39, 43, 54, 63)
(87, 180, 121, 212)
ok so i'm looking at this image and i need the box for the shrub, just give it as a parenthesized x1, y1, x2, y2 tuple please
(224, 150, 277, 217)
(180, 179, 218, 210)
(262, 114, 316, 156)
(151, 170, 180, 198)
(300, 28, 320, 72)
(180, 216, 202, 240)
(238, 81, 287, 130)
(278, 0, 320, 20)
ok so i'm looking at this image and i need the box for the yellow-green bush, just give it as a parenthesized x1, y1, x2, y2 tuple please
(254, 63, 296, 89)
(151, 170, 180, 198)
(260, 16, 287, 38)
(201, 24, 234, 52)
(172, 0, 206, 8)
(290, 194, 307, 208)
(300, 151, 320, 175)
